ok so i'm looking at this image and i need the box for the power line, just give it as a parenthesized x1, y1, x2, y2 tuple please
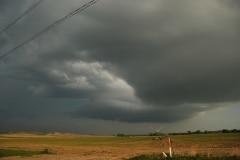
(0, 0, 100, 60)
(0, 0, 45, 35)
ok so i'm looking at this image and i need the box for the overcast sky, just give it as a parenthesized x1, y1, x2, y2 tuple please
(0, 0, 240, 134)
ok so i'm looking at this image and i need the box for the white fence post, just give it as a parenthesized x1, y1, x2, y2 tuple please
(168, 137, 172, 157)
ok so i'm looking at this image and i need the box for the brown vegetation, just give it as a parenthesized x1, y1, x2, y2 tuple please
(0, 132, 239, 160)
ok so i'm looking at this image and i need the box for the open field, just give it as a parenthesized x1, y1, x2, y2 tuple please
(0, 132, 239, 160)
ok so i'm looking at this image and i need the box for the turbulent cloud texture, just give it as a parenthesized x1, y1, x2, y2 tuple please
(0, 0, 240, 133)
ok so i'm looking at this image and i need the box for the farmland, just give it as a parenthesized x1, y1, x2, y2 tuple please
(0, 132, 239, 160)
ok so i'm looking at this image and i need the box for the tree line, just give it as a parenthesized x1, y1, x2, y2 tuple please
(169, 129, 240, 135)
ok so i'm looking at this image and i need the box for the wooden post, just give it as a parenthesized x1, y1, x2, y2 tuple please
(162, 152, 167, 158)
(168, 137, 172, 157)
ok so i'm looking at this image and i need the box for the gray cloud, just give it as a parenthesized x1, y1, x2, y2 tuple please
(71, 0, 240, 106)
(72, 101, 209, 122)
(0, 0, 240, 130)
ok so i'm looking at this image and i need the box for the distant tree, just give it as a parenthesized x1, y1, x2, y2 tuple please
(231, 129, 239, 133)
(116, 133, 125, 137)
(222, 129, 230, 133)
(195, 130, 201, 134)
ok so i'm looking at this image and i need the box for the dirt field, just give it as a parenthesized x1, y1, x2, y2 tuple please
(0, 132, 239, 160)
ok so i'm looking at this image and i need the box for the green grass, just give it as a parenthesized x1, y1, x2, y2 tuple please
(1, 133, 239, 146)
(128, 154, 240, 160)
(0, 136, 151, 147)
(0, 149, 50, 158)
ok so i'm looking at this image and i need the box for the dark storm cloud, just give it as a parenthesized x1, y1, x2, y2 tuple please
(72, 100, 210, 122)
(0, 0, 240, 126)
(70, 0, 240, 121)
(75, 0, 240, 105)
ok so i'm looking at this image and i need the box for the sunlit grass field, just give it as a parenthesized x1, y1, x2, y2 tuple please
(0, 134, 150, 146)
(0, 132, 239, 159)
